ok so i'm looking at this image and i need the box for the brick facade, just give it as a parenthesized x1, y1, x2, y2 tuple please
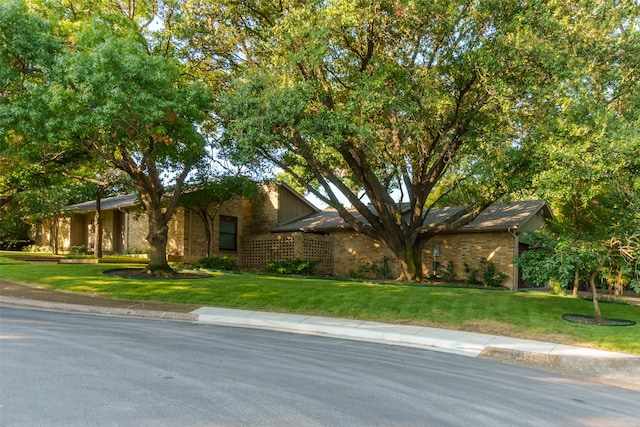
(47, 185, 548, 289)
(422, 232, 515, 285)
(330, 231, 515, 286)
(172, 198, 252, 264)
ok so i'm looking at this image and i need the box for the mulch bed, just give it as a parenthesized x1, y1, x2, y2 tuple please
(103, 268, 209, 280)
(562, 313, 636, 326)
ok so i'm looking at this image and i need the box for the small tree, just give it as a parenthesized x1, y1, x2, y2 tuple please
(517, 232, 640, 323)
(179, 177, 263, 258)
(1, 5, 213, 274)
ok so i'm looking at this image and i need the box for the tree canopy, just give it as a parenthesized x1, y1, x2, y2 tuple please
(1, 0, 213, 272)
(211, 0, 639, 280)
(2, 0, 638, 283)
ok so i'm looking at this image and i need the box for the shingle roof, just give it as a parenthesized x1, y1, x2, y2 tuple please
(271, 200, 551, 233)
(67, 194, 139, 213)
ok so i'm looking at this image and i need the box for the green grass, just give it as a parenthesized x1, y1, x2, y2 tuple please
(0, 250, 147, 264)
(0, 250, 61, 258)
(1, 260, 639, 354)
(0, 256, 29, 265)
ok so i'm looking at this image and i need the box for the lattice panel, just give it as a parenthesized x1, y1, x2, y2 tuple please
(241, 235, 296, 269)
(241, 233, 334, 275)
(302, 235, 333, 274)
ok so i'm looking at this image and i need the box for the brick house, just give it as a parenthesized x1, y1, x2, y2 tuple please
(34, 183, 551, 289)
(41, 183, 318, 264)
(265, 200, 553, 289)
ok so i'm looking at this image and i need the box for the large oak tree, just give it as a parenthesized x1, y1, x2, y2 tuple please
(206, 0, 636, 281)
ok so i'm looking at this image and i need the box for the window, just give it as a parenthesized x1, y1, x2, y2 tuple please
(219, 216, 237, 251)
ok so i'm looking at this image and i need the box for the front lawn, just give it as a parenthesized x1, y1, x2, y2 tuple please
(0, 261, 638, 354)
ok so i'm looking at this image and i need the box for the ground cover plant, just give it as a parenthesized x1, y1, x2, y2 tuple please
(0, 259, 638, 354)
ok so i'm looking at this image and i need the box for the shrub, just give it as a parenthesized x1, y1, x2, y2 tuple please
(99, 255, 148, 264)
(464, 262, 479, 285)
(267, 258, 321, 275)
(347, 268, 365, 280)
(465, 258, 507, 287)
(124, 247, 149, 255)
(21, 245, 52, 253)
(0, 239, 33, 251)
(479, 258, 508, 287)
(439, 261, 457, 282)
(194, 256, 236, 271)
(549, 277, 566, 295)
(352, 257, 393, 280)
(70, 245, 88, 255)
(432, 260, 456, 281)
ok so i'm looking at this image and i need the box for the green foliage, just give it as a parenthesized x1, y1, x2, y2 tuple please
(464, 259, 507, 288)
(194, 256, 236, 271)
(123, 247, 149, 255)
(348, 256, 393, 280)
(516, 232, 640, 293)
(549, 278, 566, 296)
(0, 239, 32, 251)
(212, 0, 639, 281)
(436, 261, 457, 282)
(1, 1, 214, 272)
(70, 245, 88, 255)
(0, 208, 29, 244)
(98, 255, 148, 264)
(22, 245, 52, 253)
(267, 258, 321, 275)
(430, 260, 457, 281)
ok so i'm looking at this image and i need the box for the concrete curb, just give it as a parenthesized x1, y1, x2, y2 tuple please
(479, 347, 640, 392)
(0, 296, 197, 322)
(193, 307, 485, 356)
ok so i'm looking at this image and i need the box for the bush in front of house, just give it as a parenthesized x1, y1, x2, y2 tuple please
(70, 245, 88, 255)
(348, 257, 393, 280)
(464, 258, 507, 287)
(267, 258, 321, 275)
(21, 245, 53, 253)
(0, 239, 34, 251)
(99, 255, 148, 264)
(194, 256, 236, 271)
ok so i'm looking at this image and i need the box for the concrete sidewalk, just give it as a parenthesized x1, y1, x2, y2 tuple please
(193, 306, 631, 358)
(1, 281, 639, 391)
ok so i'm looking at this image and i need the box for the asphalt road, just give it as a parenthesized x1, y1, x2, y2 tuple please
(1, 307, 638, 427)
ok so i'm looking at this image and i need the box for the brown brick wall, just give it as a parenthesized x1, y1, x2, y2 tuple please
(168, 208, 186, 258)
(332, 232, 398, 277)
(331, 230, 516, 287)
(178, 199, 249, 264)
(30, 218, 72, 252)
(125, 211, 149, 252)
(423, 232, 516, 287)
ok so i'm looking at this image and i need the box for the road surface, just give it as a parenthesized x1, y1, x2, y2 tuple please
(1, 307, 638, 426)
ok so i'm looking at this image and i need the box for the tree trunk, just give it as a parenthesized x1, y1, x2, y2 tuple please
(94, 189, 103, 259)
(205, 214, 213, 258)
(145, 205, 172, 275)
(572, 270, 579, 297)
(396, 243, 426, 282)
(587, 271, 602, 323)
(49, 218, 59, 255)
